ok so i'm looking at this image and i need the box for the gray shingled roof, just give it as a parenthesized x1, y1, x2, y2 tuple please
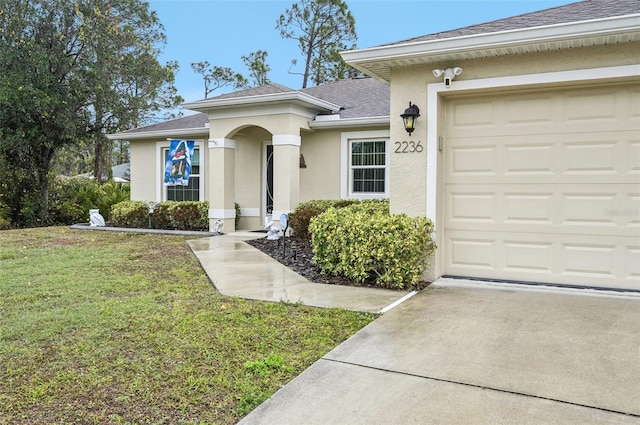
(382, 0, 639, 47)
(187, 83, 295, 103)
(124, 112, 208, 134)
(301, 78, 389, 119)
(116, 79, 388, 135)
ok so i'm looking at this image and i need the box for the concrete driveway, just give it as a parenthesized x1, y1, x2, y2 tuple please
(239, 279, 640, 424)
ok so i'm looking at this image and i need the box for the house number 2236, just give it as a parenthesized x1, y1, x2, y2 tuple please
(394, 140, 424, 153)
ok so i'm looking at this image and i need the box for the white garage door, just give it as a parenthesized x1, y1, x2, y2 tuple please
(443, 83, 640, 290)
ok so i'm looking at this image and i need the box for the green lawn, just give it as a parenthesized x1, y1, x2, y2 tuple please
(0, 227, 376, 424)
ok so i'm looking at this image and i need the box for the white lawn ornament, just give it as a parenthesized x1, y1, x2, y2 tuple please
(89, 209, 105, 227)
(265, 220, 280, 240)
(212, 219, 223, 234)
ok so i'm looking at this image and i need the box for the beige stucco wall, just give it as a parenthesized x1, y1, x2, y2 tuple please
(299, 129, 342, 202)
(388, 42, 640, 218)
(129, 139, 159, 202)
(209, 112, 310, 140)
(390, 72, 429, 217)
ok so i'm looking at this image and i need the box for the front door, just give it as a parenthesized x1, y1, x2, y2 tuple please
(264, 144, 274, 220)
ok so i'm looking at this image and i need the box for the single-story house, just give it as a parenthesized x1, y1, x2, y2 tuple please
(109, 0, 640, 291)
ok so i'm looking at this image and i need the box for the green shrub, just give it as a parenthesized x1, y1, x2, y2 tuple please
(97, 182, 130, 221)
(110, 201, 149, 228)
(48, 177, 102, 225)
(309, 203, 435, 289)
(48, 178, 130, 225)
(111, 200, 208, 231)
(235, 202, 241, 227)
(152, 201, 175, 229)
(0, 201, 10, 229)
(289, 199, 359, 240)
(171, 201, 209, 231)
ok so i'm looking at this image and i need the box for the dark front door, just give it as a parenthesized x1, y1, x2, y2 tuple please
(266, 144, 274, 215)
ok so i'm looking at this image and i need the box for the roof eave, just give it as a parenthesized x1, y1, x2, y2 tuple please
(182, 91, 342, 114)
(342, 14, 640, 82)
(107, 127, 210, 141)
(309, 116, 390, 130)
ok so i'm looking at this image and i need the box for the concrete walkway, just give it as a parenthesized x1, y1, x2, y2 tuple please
(187, 232, 414, 313)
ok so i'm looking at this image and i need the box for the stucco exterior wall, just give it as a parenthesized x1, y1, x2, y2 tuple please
(129, 139, 158, 201)
(299, 129, 342, 202)
(209, 112, 310, 140)
(389, 73, 428, 217)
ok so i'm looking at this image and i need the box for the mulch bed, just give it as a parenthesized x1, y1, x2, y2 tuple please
(245, 235, 430, 291)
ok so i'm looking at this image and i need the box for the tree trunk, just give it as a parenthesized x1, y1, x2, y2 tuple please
(94, 135, 112, 184)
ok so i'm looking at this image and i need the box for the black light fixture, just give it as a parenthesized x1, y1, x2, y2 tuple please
(401, 102, 420, 135)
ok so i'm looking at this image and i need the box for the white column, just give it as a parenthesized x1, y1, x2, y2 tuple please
(271, 134, 300, 227)
(208, 138, 236, 232)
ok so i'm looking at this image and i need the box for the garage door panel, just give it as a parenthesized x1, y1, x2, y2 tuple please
(446, 132, 638, 184)
(449, 99, 499, 130)
(447, 87, 638, 139)
(446, 184, 638, 237)
(447, 237, 497, 271)
(448, 144, 499, 176)
(445, 231, 640, 290)
(504, 143, 555, 176)
(443, 83, 640, 290)
(564, 141, 617, 176)
(564, 90, 619, 123)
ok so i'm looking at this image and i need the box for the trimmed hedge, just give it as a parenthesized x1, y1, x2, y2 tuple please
(110, 201, 149, 229)
(110, 200, 209, 231)
(309, 202, 435, 289)
(289, 199, 359, 240)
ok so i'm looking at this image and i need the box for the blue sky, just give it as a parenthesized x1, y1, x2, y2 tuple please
(147, 0, 576, 104)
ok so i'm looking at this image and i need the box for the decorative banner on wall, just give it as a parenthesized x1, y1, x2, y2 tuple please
(164, 139, 195, 186)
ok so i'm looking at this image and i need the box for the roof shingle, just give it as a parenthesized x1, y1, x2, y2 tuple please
(124, 112, 208, 134)
(301, 78, 389, 118)
(381, 0, 639, 47)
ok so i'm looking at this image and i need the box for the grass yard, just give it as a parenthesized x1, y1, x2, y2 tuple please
(0, 227, 376, 424)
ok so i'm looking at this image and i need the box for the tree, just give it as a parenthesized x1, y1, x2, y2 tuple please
(276, 0, 357, 88)
(242, 50, 271, 87)
(191, 61, 249, 99)
(0, 0, 182, 227)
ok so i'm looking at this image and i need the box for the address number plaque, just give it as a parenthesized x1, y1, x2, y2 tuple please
(394, 140, 424, 154)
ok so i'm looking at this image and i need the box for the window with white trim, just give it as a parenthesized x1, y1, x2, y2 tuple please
(163, 147, 201, 201)
(341, 130, 390, 199)
(351, 140, 386, 194)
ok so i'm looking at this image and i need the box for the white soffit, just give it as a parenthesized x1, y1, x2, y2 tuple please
(341, 14, 640, 82)
(107, 127, 209, 141)
(309, 116, 390, 129)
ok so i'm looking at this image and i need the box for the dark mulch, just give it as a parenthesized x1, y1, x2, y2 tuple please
(245, 235, 430, 291)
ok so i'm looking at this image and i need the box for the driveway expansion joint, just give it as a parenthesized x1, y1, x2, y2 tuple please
(320, 358, 640, 418)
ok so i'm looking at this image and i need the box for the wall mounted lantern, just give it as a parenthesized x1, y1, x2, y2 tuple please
(400, 102, 420, 135)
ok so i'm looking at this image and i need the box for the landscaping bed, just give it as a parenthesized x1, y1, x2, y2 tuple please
(246, 236, 431, 291)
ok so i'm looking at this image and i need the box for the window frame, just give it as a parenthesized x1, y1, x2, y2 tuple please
(156, 140, 205, 202)
(340, 130, 390, 200)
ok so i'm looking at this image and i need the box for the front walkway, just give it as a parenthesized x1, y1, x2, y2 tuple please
(187, 232, 415, 313)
